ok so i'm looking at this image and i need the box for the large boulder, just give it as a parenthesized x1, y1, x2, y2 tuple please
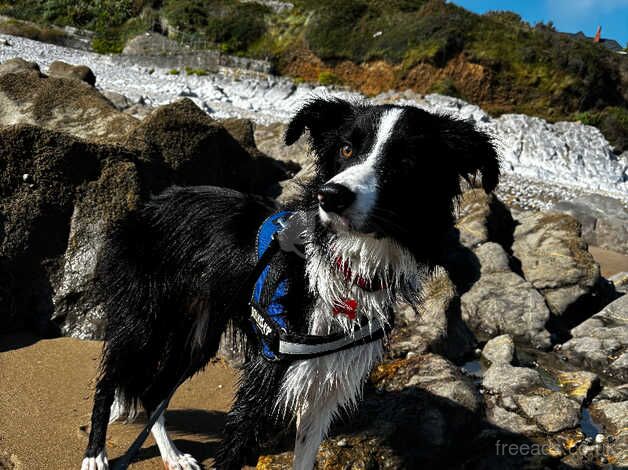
(560, 294, 628, 382)
(0, 93, 291, 337)
(512, 211, 601, 317)
(124, 99, 289, 194)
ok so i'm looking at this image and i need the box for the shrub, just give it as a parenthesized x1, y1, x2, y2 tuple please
(162, 0, 270, 54)
(168, 68, 180, 75)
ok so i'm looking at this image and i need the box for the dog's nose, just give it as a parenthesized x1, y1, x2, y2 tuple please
(317, 184, 356, 214)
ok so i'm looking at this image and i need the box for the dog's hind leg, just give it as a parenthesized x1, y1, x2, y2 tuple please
(82, 374, 116, 470)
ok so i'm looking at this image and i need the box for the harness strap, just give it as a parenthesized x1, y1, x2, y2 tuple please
(249, 211, 392, 362)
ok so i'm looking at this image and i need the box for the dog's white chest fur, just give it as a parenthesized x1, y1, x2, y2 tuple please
(276, 232, 420, 469)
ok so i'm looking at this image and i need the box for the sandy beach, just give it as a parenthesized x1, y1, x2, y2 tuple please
(0, 333, 239, 470)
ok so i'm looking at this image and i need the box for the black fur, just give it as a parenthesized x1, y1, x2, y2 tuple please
(84, 98, 499, 469)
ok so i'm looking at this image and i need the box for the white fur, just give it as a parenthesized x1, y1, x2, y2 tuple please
(80, 451, 108, 470)
(151, 414, 201, 470)
(109, 388, 139, 424)
(279, 229, 421, 470)
(324, 109, 403, 228)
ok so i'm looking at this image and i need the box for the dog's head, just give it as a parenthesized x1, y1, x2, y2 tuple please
(285, 98, 499, 263)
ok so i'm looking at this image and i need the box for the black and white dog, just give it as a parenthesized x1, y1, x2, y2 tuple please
(81, 98, 499, 470)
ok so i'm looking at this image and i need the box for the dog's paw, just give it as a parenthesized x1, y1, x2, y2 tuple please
(80, 450, 109, 470)
(165, 452, 202, 470)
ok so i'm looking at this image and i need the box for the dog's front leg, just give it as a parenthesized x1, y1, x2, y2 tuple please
(292, 397, 337, 470)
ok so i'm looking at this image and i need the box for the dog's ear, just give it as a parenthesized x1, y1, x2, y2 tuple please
(440, 117, 500, 193)
(285, 98, 353, 146)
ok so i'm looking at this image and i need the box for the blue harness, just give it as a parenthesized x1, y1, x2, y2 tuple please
(249, 211, 392, 362)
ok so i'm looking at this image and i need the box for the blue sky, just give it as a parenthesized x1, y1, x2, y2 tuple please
(450, 0, 628, 46)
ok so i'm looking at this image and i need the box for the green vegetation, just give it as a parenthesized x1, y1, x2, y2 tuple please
(1, 0, 626, 149)
(574, 107, 628, 151)
(318, 71, 341, 86)
(167, 68, 180, 75)
(184, 66, 208, 76)
(162, 0, 270, 54)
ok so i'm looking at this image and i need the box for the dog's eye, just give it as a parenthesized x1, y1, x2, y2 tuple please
(340, 144, 353, 159)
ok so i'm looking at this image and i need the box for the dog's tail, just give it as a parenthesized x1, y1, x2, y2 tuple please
(93, 209, 166, 399)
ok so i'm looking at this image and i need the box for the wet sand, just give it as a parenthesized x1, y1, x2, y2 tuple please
(0, 333, 239, 470)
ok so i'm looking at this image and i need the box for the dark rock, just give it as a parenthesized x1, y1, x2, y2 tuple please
(125, 98, 291, 194)
(0, 98, 290, 337)
(48, 60, 96, 86)
(512, 211, 601, 317)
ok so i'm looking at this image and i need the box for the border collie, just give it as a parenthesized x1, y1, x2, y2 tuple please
(81, 97, 499, 470)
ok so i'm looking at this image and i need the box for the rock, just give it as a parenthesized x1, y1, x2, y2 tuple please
(0, 57, 39, 75)
(51, 160, 141, 338)
(589, 400, 628, 435)
(454, 189, 515, 249)
(0, 65, 137, 143)
(125, 99, 290, 194)
(482, 363, 543, 395)
(482, 334, 515, 365)
(561, 294, 628, 382)
(48, 60, 96, 86)
(124, 102, 153, 120)
(512, 211, 601, 316)
(485, 396, 542, 435)
(221, 117, 257, 148)
(461, 243, 551, 348)
(254, 122, 309, 168)
(346, 353, 481, 466)
(390, 267, 476, 362)
(474, 242, 511, 274)
(552, 194, 628, 255)
(122, 32, 183, 55)
(262, 353, 482, 467)
(484, 113, 628, 200)
(102, 90, 132, 110)
(513, 390, 580, 433)
(555, 371, 599, 404)
(609, 271, 628, 294)
(0, 99, 291, 336)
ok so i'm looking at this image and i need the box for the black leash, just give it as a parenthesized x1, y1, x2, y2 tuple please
(112, 238, 281, 469)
